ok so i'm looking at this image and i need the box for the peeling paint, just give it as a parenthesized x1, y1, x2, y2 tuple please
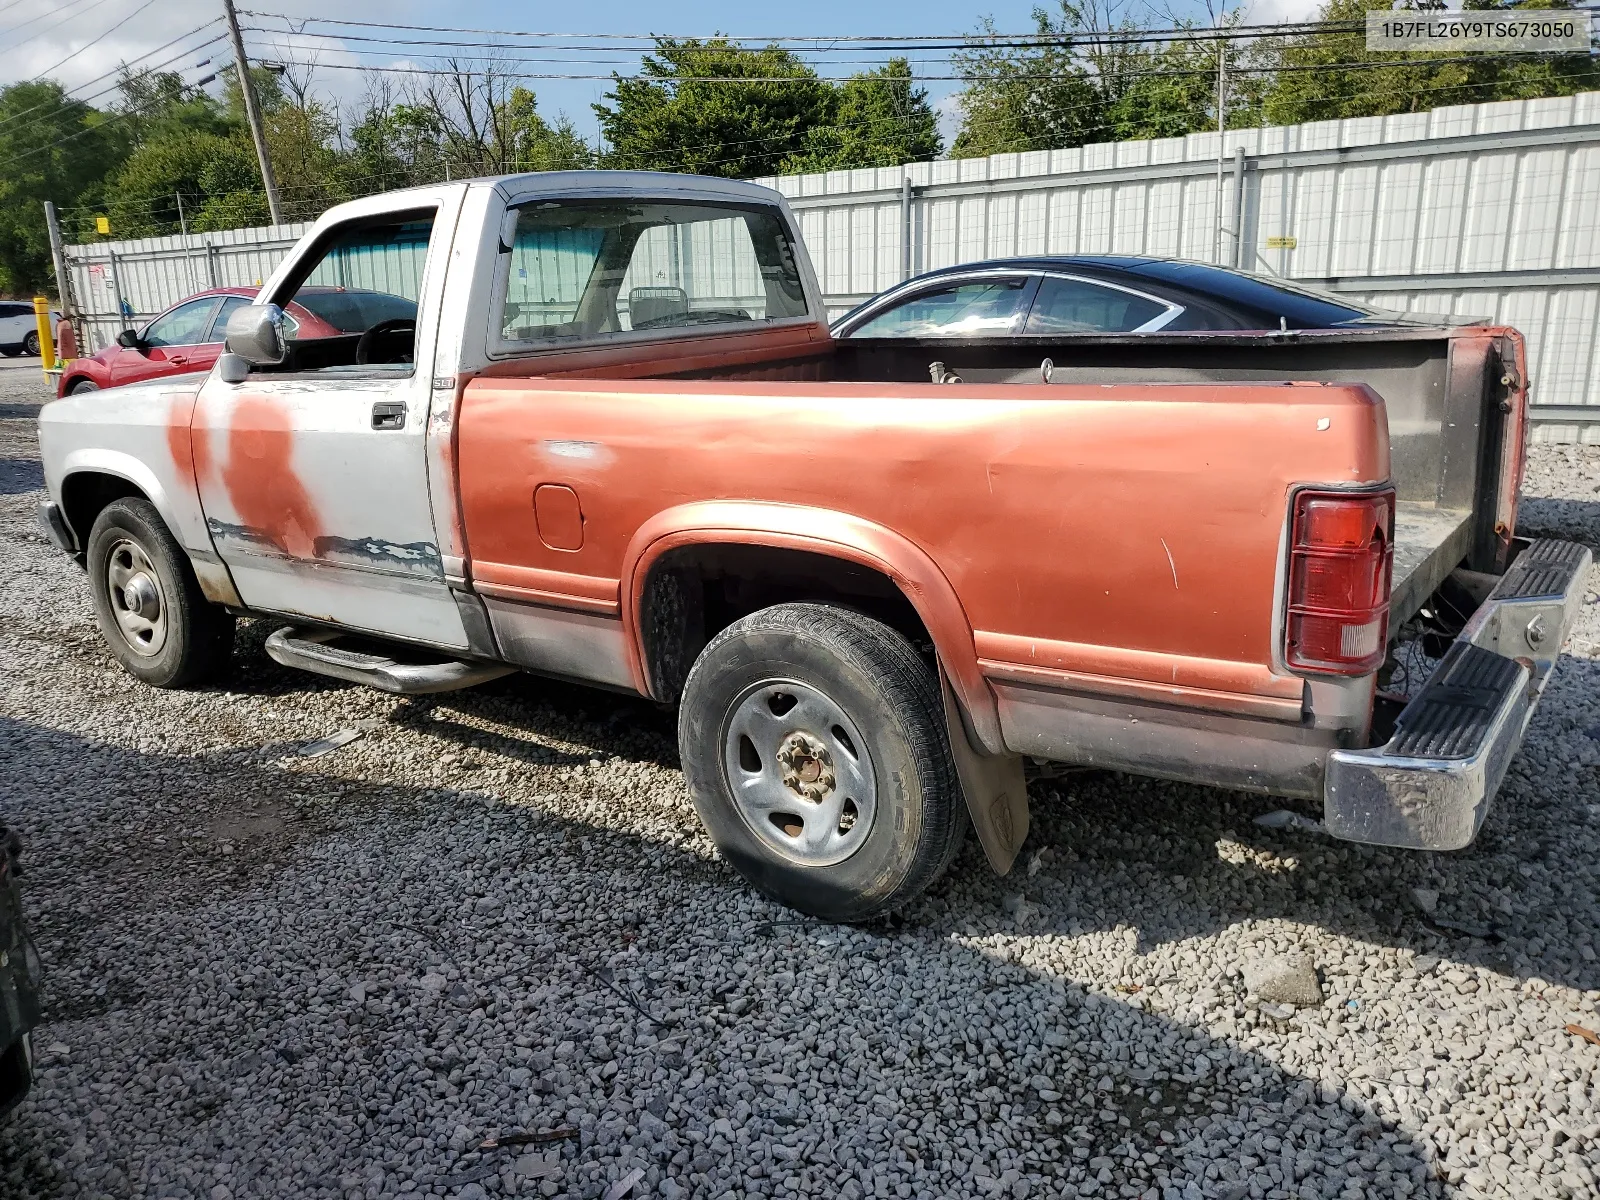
(206, 519, 442, 576)
(1160, 538, 1179, 590)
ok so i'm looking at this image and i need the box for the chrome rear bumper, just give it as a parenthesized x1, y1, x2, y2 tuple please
(1325, 539, 1592, 850)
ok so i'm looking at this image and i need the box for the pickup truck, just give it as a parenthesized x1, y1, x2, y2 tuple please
(37, 172, 1591, 921)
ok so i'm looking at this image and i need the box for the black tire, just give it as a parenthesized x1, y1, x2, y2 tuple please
(85, 498, 233, 688)
(22, 331, 39, 357)
(67, 378, 98, 394)
(679, 602, 965, 922)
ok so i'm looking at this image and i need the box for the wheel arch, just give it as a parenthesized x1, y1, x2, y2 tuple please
(58, 457, 167, 549)
(621, 501, 1005, 754)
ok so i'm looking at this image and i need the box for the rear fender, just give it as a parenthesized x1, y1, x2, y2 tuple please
(621, 500, 1006, 755)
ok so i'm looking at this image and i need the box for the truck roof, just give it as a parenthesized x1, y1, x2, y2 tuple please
(318, 171, 788, 224)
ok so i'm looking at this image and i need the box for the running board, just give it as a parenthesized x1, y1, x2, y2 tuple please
(265, 627, 515, 695)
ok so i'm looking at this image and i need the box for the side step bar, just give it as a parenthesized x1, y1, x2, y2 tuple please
(265, 627, 515, 695)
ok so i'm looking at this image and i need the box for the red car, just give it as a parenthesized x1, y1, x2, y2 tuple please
(56, 286, 417, 396)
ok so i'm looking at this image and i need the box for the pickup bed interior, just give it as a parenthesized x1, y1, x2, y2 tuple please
(485, 324, 1517, 630)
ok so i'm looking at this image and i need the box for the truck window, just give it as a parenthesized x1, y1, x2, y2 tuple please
(270, 213, 432, 374)
(496, 199, 808, 348)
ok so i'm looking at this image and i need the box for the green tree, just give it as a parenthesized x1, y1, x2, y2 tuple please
(782, 58, 941, 172)
(1263, 0, 1599, 125)
(951, 7, 1110, 156)
(595, 38, 834, 177)
(0, 80, 122, 295)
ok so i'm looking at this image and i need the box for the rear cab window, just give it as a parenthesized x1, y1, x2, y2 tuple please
(493, 199, 809, 352)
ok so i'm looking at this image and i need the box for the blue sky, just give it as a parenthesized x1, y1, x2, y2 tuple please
(0, 0, 1320, 148)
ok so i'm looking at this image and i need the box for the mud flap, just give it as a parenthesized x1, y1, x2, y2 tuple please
(940, 667, 1029, 875)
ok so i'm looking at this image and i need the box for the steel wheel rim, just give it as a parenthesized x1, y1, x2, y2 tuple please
(722, 678, 877, 867)
(105, 537, 168, 656)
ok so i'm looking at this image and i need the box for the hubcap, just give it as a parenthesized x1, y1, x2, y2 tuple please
(105, 538, 168, 656)
(723, 679, 877, 866)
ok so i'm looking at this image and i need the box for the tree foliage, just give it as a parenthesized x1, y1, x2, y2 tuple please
(595, 41, 942, 178)
(952, 0, 1598, 156)
(0, 81, 121, 294)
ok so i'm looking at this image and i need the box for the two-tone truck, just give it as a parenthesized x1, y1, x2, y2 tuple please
(38, 171, 1590, 920)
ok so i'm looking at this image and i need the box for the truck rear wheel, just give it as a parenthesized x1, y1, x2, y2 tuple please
(85, 498, 233, 688)
(678, 602, 964, 922)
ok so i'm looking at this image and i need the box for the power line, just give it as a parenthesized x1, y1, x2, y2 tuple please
(235, 11, 1380, 45)
(26, 0, 161, 82)
(0, 50, 217, 172)
(249, 47, 1599, 85)
(0, 0, 107, 50)
(0, 21, 222, 134)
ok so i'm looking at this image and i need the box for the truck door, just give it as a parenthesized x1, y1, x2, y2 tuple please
(189, 193, 470, 649)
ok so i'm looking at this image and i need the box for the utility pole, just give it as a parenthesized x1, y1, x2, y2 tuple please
(1209, 32, 1222, 265)
(222, 0, 284, 226)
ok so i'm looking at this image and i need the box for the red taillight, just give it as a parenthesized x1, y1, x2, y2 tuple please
(1284, 489, 1394, 675)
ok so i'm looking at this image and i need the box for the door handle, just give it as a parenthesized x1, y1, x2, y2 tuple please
(170, 355, 188, 365)
(371, 401, 406, 430)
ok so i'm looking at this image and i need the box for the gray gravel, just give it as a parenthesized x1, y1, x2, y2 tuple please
(1, 356, 1598, 1199)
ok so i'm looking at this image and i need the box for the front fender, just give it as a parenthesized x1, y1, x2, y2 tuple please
(621, 500, 1006, 755)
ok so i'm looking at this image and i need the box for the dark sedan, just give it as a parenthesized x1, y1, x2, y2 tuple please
(831, 256, 1453, 338)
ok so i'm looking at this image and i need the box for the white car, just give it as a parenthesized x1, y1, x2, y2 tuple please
(0, 301, 61, 357)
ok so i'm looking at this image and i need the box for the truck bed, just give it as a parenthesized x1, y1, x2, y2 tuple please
(495, 322, 1521, 612)
(1392, 501, 1473, 627)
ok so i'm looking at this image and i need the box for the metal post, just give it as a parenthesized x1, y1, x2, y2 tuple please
(1214, 36, 1228, 265)
(108, 249, 130, 333)
(32, 297, 57, 376)
(222, 0, 284, 226)
(1230, 146, 1247, 268)
(900, 176, 914, 281)
(175, 192, 200, 295)
(206, 243, 219, 289)
(42, 201, 79, 342)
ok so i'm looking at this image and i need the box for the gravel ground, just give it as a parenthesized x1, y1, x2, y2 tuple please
(1, 356, 1597, 1200)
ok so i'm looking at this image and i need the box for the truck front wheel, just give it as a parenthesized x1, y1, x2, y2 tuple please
(678, 603, 965, 922)
(85, 499, 233, 688)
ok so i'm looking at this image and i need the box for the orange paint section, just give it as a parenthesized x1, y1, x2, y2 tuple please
(455, 377, 1389, 714)
(222, 396, 322, 559)
(165, 394, 203, 493)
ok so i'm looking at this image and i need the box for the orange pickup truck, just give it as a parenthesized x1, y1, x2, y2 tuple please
(38, 172, 1591, 920)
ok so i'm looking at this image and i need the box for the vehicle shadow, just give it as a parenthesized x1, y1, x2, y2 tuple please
(1519, 494, 1600, 547)
(0, 715, 1450, 1199)
(209, 622, 1600, 998)
(0, 457, 43, 496)
(934, 648, 1600, 999)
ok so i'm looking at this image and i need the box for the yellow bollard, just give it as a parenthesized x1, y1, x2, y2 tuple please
(32, 296, 57, 377)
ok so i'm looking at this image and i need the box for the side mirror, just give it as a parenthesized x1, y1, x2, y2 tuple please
(217, 352, 251, 384)
(115, 329, 145, 351)
(224, 303, 288, 366)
